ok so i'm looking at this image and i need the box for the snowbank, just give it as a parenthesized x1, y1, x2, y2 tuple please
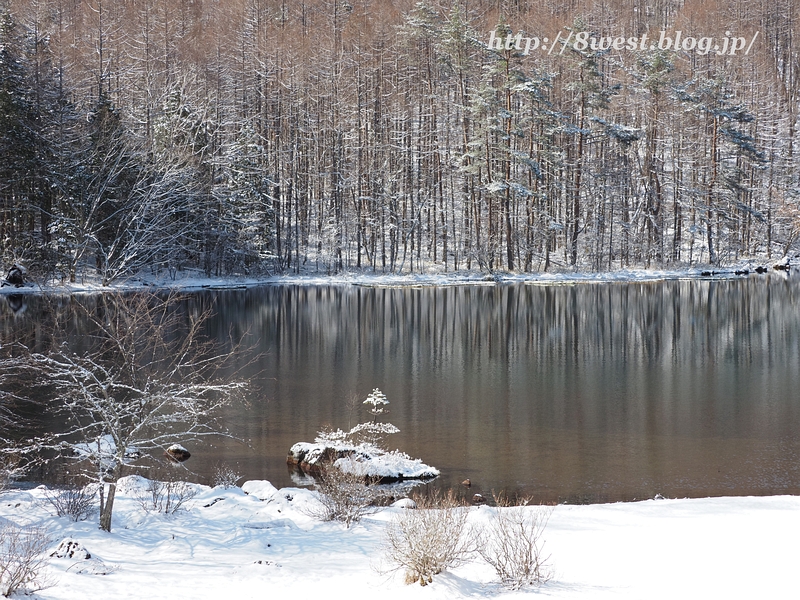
(2, 263, 793, 297)
(1, 481, 798, 599)
(240, 480, 278, 500)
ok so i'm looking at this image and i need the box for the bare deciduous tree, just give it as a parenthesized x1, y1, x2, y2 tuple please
(11, 292, 248, 532)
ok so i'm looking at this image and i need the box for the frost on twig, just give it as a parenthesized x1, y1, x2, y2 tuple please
(382, 490, 477, 586)
(4, 292, 249, 532)
(0, 522, 52, 597)
(479, 499, 553, 589)
(304, 459, 390, 528)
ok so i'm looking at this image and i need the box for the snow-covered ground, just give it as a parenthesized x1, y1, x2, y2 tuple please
(2, 262, 792, 297)
(2, 479, 797, 599)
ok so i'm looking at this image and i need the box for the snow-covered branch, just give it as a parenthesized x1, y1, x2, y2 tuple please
(7, 292, 249, 531)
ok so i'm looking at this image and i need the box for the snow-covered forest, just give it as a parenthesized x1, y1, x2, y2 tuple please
(1, 0, 797, 283)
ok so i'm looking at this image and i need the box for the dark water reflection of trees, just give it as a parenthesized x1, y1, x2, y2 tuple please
(3, 276, 800, 503)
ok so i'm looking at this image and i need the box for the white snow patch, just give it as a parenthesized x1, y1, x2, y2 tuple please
(3, 264, 791, 297)
(335, 451, 440, 480)
(0, 486, 800, 600)
(73, 435, 139, 464)
(240, 480, 278, 501)
(391, 498, 416, 509)
(1, 483, 799, 599)
(165, 443, 188, 453)
(289, 441, 439, 480)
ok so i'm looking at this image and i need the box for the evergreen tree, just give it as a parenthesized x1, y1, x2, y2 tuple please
(0, 9, 39, 265)
(214, 121, 277, 273)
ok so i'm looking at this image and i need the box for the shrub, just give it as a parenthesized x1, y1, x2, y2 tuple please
(314, 388, 400, 452)
(211, 462, 241, 488)
(308, 460, 388, 528)
(134, 478, 197, 514)
(0, 522, 52, 597)
(0, 456, 22, 495)
(479, 498, 553, 589)
(382, 490, 477, 586)
(44, 485, 97, 522)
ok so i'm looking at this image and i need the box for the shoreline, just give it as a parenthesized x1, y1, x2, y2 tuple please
(1, 262, 793, 296)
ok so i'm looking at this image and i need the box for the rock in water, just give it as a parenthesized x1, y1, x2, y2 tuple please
(164, 444, 191, 462)
(3, 264, 25, 287)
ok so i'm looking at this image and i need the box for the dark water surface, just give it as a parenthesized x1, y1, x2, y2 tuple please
(3, 275, 800, 503)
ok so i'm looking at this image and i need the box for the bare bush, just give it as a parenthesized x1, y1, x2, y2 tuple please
(44, 485, 97, 522)
(134, 479, 197, 515)
(0, 465, 9, 494)
(0, 522, 52, 597)
(211, 462, 241, 488)
(479, 499, 553, 589)
(308, 461, 389, 528)
(382, 490, 477, 586)
(0, 455, 24, 495)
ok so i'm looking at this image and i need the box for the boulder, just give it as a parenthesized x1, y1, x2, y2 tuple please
(241, 480, 278, 500)
(286, 443, 355, 474)
(51, 539, 91, 560)
(392, 498, 417, 509)
(164, 444, 191, 463)
(2, 264, 25, 288)
(287, 441, 439, 483)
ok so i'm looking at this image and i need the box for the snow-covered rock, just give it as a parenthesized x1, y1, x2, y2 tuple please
(287, 442, 439, 482)
(774, 255, 791, 270)
(68, 558, 116, 575)
(51, 539, 91, 560)
(335, 452, 439, 481)
(391, 498, 416, 509)
(241, 480, 278, 500)
(164, 444, 191, 462)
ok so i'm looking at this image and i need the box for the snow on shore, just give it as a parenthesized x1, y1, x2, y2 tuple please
(1, 480, 797, 599)
(2, 263, 790, 297)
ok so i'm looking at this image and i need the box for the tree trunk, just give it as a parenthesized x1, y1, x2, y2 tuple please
(99, 481, 117, 532)
(99, 462, 121, 532)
